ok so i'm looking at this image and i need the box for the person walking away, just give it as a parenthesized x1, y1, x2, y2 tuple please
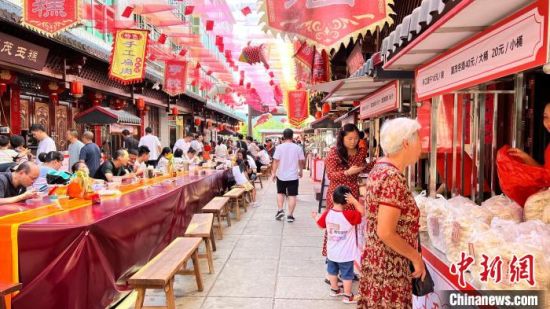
(0, 162, 39, 205)
(322, 124, 367, 263)
(139, 127, 162, 167)
(30, 124, 56, 163)
(95, 149, 135, 182)
(79, 131, 102, 178)
(67, 130, 84, 168)
(0, 135, 20, 164)
(271, 129, 305, 222)
(122, 129, 139, 152)
(359, 118, 425, 308)
(312, 185, 364, 304)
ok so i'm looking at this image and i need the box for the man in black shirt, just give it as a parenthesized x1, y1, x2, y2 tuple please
(122, 129, 139, 152)
(236, 134, 248, 152)
(94, 149, 135, 182)
(79, 131, 102, 177)
(0, 162, 40, 205)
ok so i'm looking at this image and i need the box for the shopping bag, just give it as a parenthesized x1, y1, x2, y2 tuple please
(496, 145, 550, 206)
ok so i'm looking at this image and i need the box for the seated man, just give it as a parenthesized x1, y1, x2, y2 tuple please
(132, 146, 150, 176)
(0, 162, 40, 205)
(94, 149, 135, 182)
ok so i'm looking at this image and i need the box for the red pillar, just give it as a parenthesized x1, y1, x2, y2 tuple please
(9, 86, 21, 135)
(94, 125, 102, 146)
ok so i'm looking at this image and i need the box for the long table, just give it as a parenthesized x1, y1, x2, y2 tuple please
(2, 170, 226, 309)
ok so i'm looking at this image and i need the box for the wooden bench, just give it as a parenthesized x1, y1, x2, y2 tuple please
(128, 237, 203, 309)
(253, 172, 263, 189)
(223, 188, 246, 221)
(201, 196, 231, 239)
(260, 165, 271, 179)
(0, 282, 22, 309)
(184, 213, 215, 274)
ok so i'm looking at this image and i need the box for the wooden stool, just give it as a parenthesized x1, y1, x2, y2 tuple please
(129, 237, 203, 309)
(0, 282, 22, 309)
(260, 166, 269, 180)
(253, 172, 263, 189)
(202, 196, 231, 239)
(223, 188, 246, 221)
(184, 214, 215, 274)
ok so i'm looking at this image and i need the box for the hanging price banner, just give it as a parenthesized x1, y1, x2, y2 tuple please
(164, 60, 188, 96)
(287, 90, 309, 127)
(21, 0, 81, 36)
(109, 29, 149, 85)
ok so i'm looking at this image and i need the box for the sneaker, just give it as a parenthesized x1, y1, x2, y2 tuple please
(286, 215, 295, 223)
(252, 202, 260, 208)
(342, 293, 361, 304)
(329, 288, 343, 297)
(275, 210, 285, 220)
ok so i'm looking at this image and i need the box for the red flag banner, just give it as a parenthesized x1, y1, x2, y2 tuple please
(261, 0, 393, 52)
(312, 50, 330, 84)
(287, 90, 309, 127)
(164, 60, 188, 96)
(22, 0, 81, 36)
(294, 41, 314, 69)
(109, 29, 149, 84)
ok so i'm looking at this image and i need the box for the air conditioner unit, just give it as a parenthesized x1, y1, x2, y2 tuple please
(0, 127, 10, 134)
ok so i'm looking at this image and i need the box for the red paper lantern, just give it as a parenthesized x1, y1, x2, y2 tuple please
(322, 103, 330, 114)
(194, 118, 201, 126)
(113, 99, 125, 110)
(70, 81, 84, 98)
(353, 100, 360, 107)
(315, 111, 322, 119)
(172, 107, 178, 116)
(136, 98, 145, 111)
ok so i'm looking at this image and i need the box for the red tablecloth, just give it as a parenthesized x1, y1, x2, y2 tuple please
(12, 171, 226, 309)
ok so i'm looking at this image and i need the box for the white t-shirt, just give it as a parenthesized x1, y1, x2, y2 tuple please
(232, 166, 248, 185)
(317, 209, 362, 263)
(36, 137, 56, 163)
(258, 150, 271, 165)
(215, 144, 228, 158)
(272, 142, 305, 181)
(138, 134, 161, 160)
(173, 139, 190, 155)
(0, 149, 19, 164)
(247, 155, 257, 170)
(248, 142, 260, 157)
(191, 140, 203, 153)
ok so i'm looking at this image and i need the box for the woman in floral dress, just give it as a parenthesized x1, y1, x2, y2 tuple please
(322, 124, 367, 259)
(359, 118, 426, 309)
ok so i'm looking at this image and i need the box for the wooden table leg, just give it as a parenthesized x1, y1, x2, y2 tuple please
(204, 238, 215, 274)
(191, 250, 204, 291)
(234, 198, 241, 221)
(216, 212, 223, 239)
(134, 287, 145, 309)
(225, 203, 232, 226)
(165, 278, 176, 309)
(210, 228, 217, 252)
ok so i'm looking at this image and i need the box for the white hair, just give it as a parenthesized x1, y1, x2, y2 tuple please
(380, 117, 421, 155)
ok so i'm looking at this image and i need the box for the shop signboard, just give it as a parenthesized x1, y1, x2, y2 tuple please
(359, 81, 399, 120)
(0, 32, 49, 70)
(163, 60, 189, 97)
(109, 29, 149, 85)
(346, 43, 364, 74)
(416, 1, 548, 101)
(22, 0, 81, 36)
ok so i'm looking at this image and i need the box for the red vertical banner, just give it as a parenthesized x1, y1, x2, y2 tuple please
(312, 50, 330, 84)
(22, 0, 81, 36)
(164, 60, 188, 96)
(10, 86, 21, 135)
(287, 90, 309, 127)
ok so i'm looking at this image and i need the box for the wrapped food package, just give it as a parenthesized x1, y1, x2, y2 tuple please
(414, 191, 429, 232)
(524, 189, 550, 224)
(426, 197, 449, 253)
(481, 195, 523, 223)
(443, 206, 490, 265)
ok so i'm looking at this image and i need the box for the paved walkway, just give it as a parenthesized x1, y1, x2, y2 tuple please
(117, 175, 355, 309)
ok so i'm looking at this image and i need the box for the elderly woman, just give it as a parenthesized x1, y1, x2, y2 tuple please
(358, 118, 425, 309)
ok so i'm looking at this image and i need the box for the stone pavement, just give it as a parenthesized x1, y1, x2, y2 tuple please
(116, 175, 355, 309)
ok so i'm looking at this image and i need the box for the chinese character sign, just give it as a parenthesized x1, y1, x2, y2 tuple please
(109, 29, 149, 85)
(286, 90, 309, 127)
(22, 0, 81, 36)
(0, 32, 49, 70)
(262, 0, 392, 51)
(164, 60, 188, 97)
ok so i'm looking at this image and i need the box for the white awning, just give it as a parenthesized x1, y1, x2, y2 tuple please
(310, 76, 391, 104)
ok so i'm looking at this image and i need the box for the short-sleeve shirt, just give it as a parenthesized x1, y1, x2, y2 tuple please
(0, 172, 25, 199)
(36, 137, 56, 163)
(191, 140, 203, 153)
(0, 149, 19, 164)
(273, 142, 305, 181)
(124, 136, 139, 152)
(139, 134, 162, 160)
(68, 140, 84, 168)
(173, 139, 190, 154)
(94, 160, 127, 181)
(79, 143, 102, 177)
(317, 208, 362, 263)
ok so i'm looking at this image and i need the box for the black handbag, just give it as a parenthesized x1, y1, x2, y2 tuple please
(410, 236, 434, 297)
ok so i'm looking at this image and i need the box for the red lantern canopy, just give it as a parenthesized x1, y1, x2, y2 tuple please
(136, 98, 145, 111)
(70, 81, 84, 98)
(315, 111, 322, 119)
(322, 103, 331, 114)
(194, 118, 201, 126)
(172, 107, 179, 116)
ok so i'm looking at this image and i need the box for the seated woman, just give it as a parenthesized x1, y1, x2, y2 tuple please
(185, 148, 201, 165)
(33, 151, 71, 189)
(71, 161, 90, 175)
(156, 147, 172, 173)
(233, 150, 258, 207)
(173, 148, 185, 170)
(257, 145, 271, 172)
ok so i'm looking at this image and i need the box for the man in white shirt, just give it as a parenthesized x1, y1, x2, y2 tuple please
(138, 127, 161, 166)
(246, 136, 260, 158)
(173, 135, 192, 154)
(214, 139, 228, 159)
(271, 129, 305, 223)
(30, 124, 56, 164)
(190, 134, 204, 153)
